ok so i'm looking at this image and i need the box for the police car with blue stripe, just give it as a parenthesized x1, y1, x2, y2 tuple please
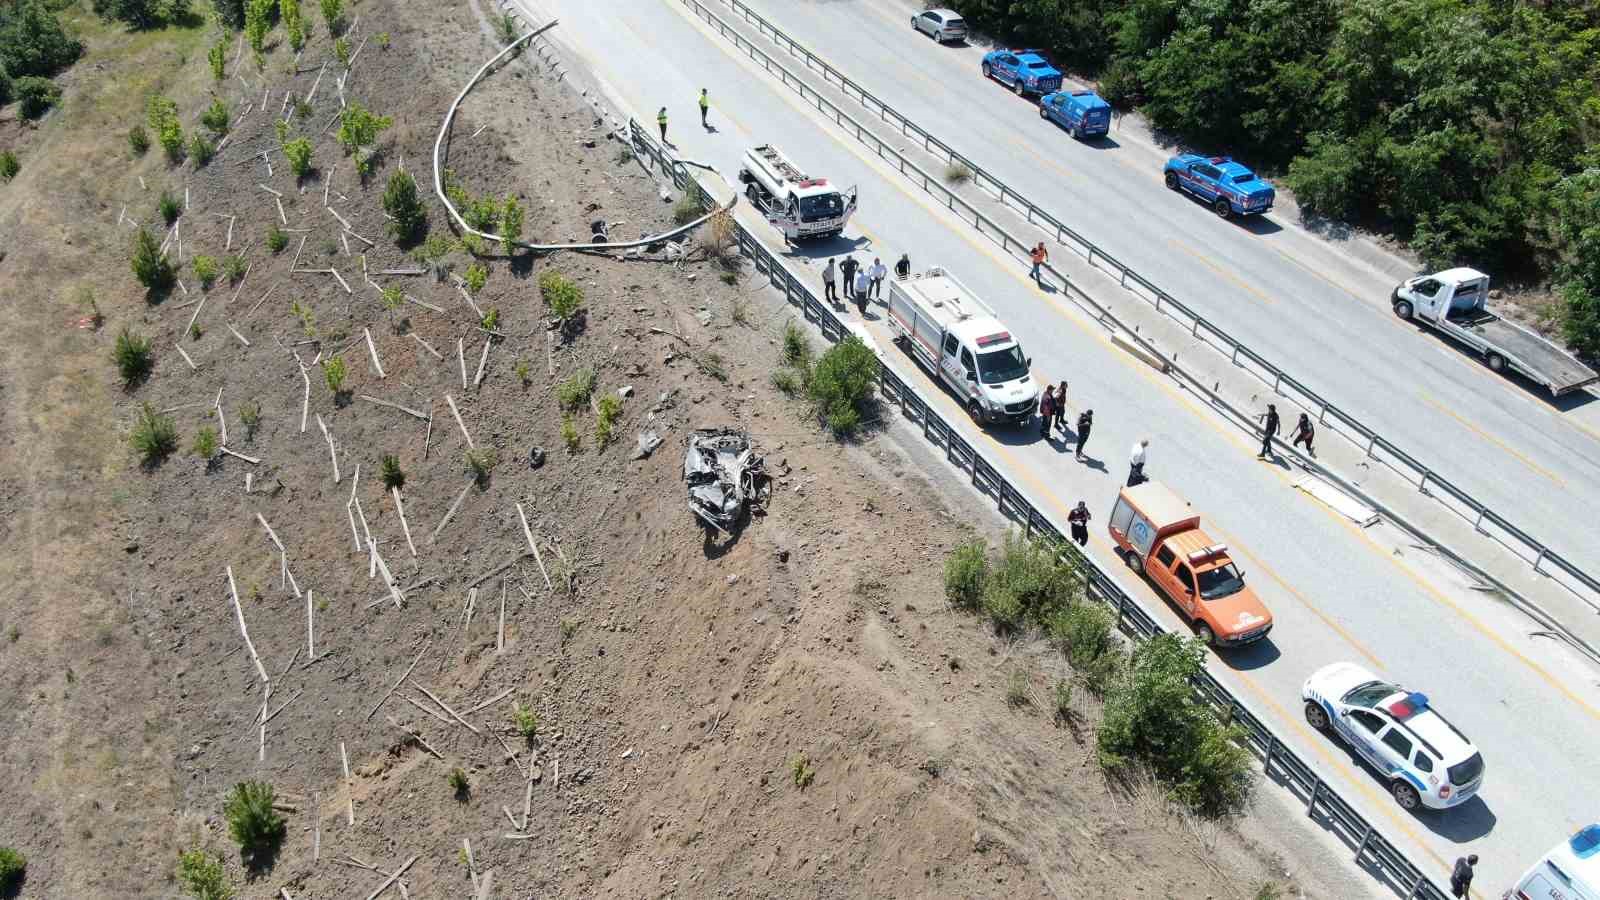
(1302, 662, 1485, 811)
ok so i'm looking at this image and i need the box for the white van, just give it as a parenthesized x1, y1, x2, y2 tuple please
(1505, 824, 1600, 900)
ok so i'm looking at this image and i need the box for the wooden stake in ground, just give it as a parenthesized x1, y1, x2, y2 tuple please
(225, 566, 271, 684)
(496, 580, 506, 653)
(340, 741, 355, 825)
(214, 387, 228, 446)
(410, 680, 481, 735)
(391, 487, 417, 557)
(299, 366, 311, 433)
(363, 328, 386, 378)
(430, 480, 473, 543)
(174, 344, 198, 371)
(365, 641, 429, 721)
(444, 393, 473, 448)
(516, 502, 553, 590)
(473, 338, 491, 388)
(306, 588, 316, 660)
(457, 338, 467, 390)
(363, 854, 418, 900)
(409, 332, 444, 360)
(316, 414, 341, 483)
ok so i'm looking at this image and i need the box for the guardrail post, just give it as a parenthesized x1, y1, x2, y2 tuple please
(1354, 825, 1373, 862)
(1418, 471, 1430, 493)
(1406, 874, 1426, 899)
(1533, 547, 1548, 575)
(1365, 436, 1377, 458)
(1272, 372, 1283, 396)
(1473, 509, 1486, 533)
(1306, 778, 1322, 815)
(1263, 737, 1278, 777)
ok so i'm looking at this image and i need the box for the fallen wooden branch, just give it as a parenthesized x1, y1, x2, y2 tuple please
(468, 553, 529, 589)
(516, 503, 553, 590)
(245, 284, 277, 318)
(299, 365, 311, 433)
(403, 293, 445, 314)
(341, 741, 355, 826)
(408, 333, 444, 360)
(497, 581, 506, 652)
(276, 197, 288, 224)
(214, 388, 228, 446)
(227, 323, 251, 347)
(358, 394, 427, 420)
(399, 693, 451, 726)
(306, 588, 316, 659)
(379, 267, 427, 276)
(422, 407, 434, 460)
(316, 414, 341, 483)
(362, 328, 386, 378)
(330, 268, 353, 294)
(473, 337, 491, 388)
(444, 393, 473, 448)
(464, 686, 515, 715)
(363, 855, 418, 900)
(221, 446, 261, 464)
(365, 642, 429, 721)
(410, 680, 481, 735)
(184, 294, 208, 339)
(387, 715, 444, 760)
(225, 566, 271, 684)
(457, 338, 468, 390)
(174, 344, 198, 371)
(430, 480, 473, 543)
(258, 183, 283, 198)
(391, 487, 417, 557)
(326, 205, 351, 230)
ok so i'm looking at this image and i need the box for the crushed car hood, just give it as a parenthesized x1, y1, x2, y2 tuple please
(683, 428, 769, 531)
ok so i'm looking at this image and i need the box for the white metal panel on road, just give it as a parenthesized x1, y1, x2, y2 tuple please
(512, 0, 1600, 893)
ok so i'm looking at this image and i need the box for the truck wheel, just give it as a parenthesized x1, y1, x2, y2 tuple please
(1212, 197, 1232, 218)
(1391, 781, 1421, 810)
(1196, 622, 1216, 646)
(1304, 702, 1330, 732)
(1486, 353, 1506, 373)
(1393, 300, 1413, 320)
(966, 400, 984, 424)
(745, 184, 759, 204)
(1039, 106, 1049, 120)
(1164, 172, 1179, 191)
(1013, 79, 1025, 97)
(1122, 551, 1141, 574)
(982, 62, 992, 79)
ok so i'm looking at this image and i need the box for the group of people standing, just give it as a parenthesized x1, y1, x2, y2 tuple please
(822, 253, 910, 315)
(1035, 382, 1094, 463)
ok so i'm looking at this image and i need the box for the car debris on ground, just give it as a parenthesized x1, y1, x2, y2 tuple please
(683, 427, 769, 531)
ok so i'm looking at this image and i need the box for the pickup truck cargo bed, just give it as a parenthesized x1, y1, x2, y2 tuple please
(1454, 314, 1599, 395)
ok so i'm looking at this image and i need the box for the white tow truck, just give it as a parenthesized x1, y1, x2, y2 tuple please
(1392, 268, 1599, 396)
(886, 266, 1039, 425)
(737, 143, 856, 242)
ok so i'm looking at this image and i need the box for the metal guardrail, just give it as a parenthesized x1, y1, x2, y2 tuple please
(618, 113, 1452, 900)
(683, 0, 1600, 620)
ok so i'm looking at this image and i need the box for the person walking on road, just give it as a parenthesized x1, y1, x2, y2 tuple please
(1068, 501, 1091, 547)
(1450, 855, 1477, 899)
(1075, 409, 1093, 460)
(1030, 242, 1048, 283)
(895, 253, 911, 278)
(1128, 438, 1149, 486)
(841, 255, 859, 301)
(1257, 403, 1280, 459)
(657, 106, 669, 143)
(822, 258, 838, 307)
(698, 89, 710, 128)
(1053, 380, 1069, 435)
(1038, 385, 1056, 439)
(868, 257, 888, 301)
(1292, 412, 1315, 456)
(853, 267, 871, 315)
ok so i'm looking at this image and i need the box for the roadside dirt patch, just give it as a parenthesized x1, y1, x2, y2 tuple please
(0, 2, 1321, 898)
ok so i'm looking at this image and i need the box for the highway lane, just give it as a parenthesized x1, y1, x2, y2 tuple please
(515, 0, 1600, 892)
(724, 0, 1600, 586)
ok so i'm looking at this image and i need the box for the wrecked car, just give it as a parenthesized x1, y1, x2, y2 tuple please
(683, 428, 768, 531)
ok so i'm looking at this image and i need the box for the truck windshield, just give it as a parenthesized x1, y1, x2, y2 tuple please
(1342, 680, 1399, 709)
(797, 193, 843, 223)
(976, 346, 1028, 384)
(1196, 563, 1245, 599)
(1231, 174, 1256, 185)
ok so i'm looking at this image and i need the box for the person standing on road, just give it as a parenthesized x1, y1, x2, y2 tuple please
(1030, 242, 1048, 283)
(1450, 855, 1477, 899)
(657, 106, 669, 143)
(1292, 412, 1315, 456)
(822, 258, 838, 306)
(853, 267, 871, 315)
(1053, 380, 1069, 435)
(1038, 385, 1056, 439)
(1128, 438, 1149, 486)
(868, 257, 888, 301)
(1075, 409, 1093, 460)
(895, 253, 911, 279)
(1257, 403, 1280, 459)
(699, 88, 710, 128)
(841, 255, 859, 301)
(1068, 501, 1091, 547)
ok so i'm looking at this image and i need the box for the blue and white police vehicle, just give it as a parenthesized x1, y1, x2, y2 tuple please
(1163, 153, 1275, 217)
(980, 49, 1062, 97)
(1302, 662, 1485, 811)
(1039, 89, 1111, 139)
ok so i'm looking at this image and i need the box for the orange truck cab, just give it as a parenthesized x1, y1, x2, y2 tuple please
(1107, 481, 1273, 647)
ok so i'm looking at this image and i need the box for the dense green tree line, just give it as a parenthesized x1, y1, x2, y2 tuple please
(947, 0, 1600, 355)
(0, 0, 82, 110)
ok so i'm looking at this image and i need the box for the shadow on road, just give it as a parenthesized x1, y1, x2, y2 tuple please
(1217, 637, 1281, 671)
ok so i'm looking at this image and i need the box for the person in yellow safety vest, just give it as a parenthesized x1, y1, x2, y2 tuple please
(699, 88, 710, 128)
(657, 107, 668, 143)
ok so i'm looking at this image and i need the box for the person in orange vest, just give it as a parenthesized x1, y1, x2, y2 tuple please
(1030, 241, 1048, 283)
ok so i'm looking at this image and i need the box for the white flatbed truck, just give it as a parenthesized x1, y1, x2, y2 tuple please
(886, 266, 1039, 425)
(1392, 268, 1598, 396)
(737, 143, 856, 242)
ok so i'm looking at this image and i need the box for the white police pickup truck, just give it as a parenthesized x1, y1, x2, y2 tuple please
(1302, 662, 1485, 810)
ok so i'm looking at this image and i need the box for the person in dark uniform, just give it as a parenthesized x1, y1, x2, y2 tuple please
(1038, 385, 1056, 439)
(1292, 412, 1315, 456)
(1075, 409, 1093, 461)
(1068, 501, 1091, 547)
(840, 255, 859, 302)
(1257, 403, 1280, 459)
(1450, 854, 1476, 899)
(894, 253, 911, 278)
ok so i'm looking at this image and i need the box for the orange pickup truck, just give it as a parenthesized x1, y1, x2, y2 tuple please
(1106, 481, 1273, 647)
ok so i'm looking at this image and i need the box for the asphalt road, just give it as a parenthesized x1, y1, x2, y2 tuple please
(731, 0, 1600, 595)
(514, 0, 1600, 893)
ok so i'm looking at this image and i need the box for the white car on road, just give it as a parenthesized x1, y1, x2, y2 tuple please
(1302, 662, 1485, 811)
(910, 8, 967, 43)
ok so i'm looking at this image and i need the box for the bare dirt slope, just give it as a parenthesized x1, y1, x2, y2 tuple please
(0, 2, 1317, 898)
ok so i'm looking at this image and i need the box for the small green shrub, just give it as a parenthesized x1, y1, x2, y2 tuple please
(538, 269, 584, 321)
(561, 415, 580, 453)
(223, 254, 247, 284)
(333, 35, 350, 67)
(448, 766, 469, 798)
(147, 95, 184, 162)
(463, 262, 487, 296)
(321, 355, 346, 394)
(556, 368, 595, 411)
(0, 847, 25, 892)
(1004, 669, 1033, 709)
(128, 124, 150, 156)
(282, 137, 313, 179)
(790, 753, 815, 789)
(697, 350, 728, 382)
(1052, 677, 1075, 723)
(223, 781, 286, 861)
(192, 255, 218, 289)
(559, 617, 579, 643)
(238, 401, 261, 440)
(188, 133, 216, 167)
(781, 320, 812, 367)
(201, 97, 230, 135)
(0, 150, 18, 181)
(158, 191, 181, 225)
(943, 537, 988, 611)
(514, 358, 531, 386)
(464, 447, 497, 484)
(130, 227, 175, 292)
(673, 183, 705, 224)
(15, 76, 60, 119)
(114, 328, 154, 384)
(981, 533, 1080, 634)
(130, 405, 179, 461)
(807, 335, 877, 436)
(377, 31, 390, 49)
(208, 40, 227, 81)
(336, 100, 391, 176)
(495, 11, 517, 44)
(265, 224, 288, 254)
(382, 169, 426, 243)
(595, 393, 621, 447)
(944, 162, 973, 184)
(1049, 602, 1117, 673)
(770, 369, 801, 396)
(191, 426, 218, 460)
(379, 454, 404, 489)
(511, 702, 538, 738)
(500, 195, 523, 251)
(481, 307, 499, 332)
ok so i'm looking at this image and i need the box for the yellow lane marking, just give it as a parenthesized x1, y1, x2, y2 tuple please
(1263, 241, 1371, 305)
(1418, 394, 1567, 488)
(1004, 133, 1079, 182)
(658, 0, 1600, 727)
(1167, 237, 1276, 306)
